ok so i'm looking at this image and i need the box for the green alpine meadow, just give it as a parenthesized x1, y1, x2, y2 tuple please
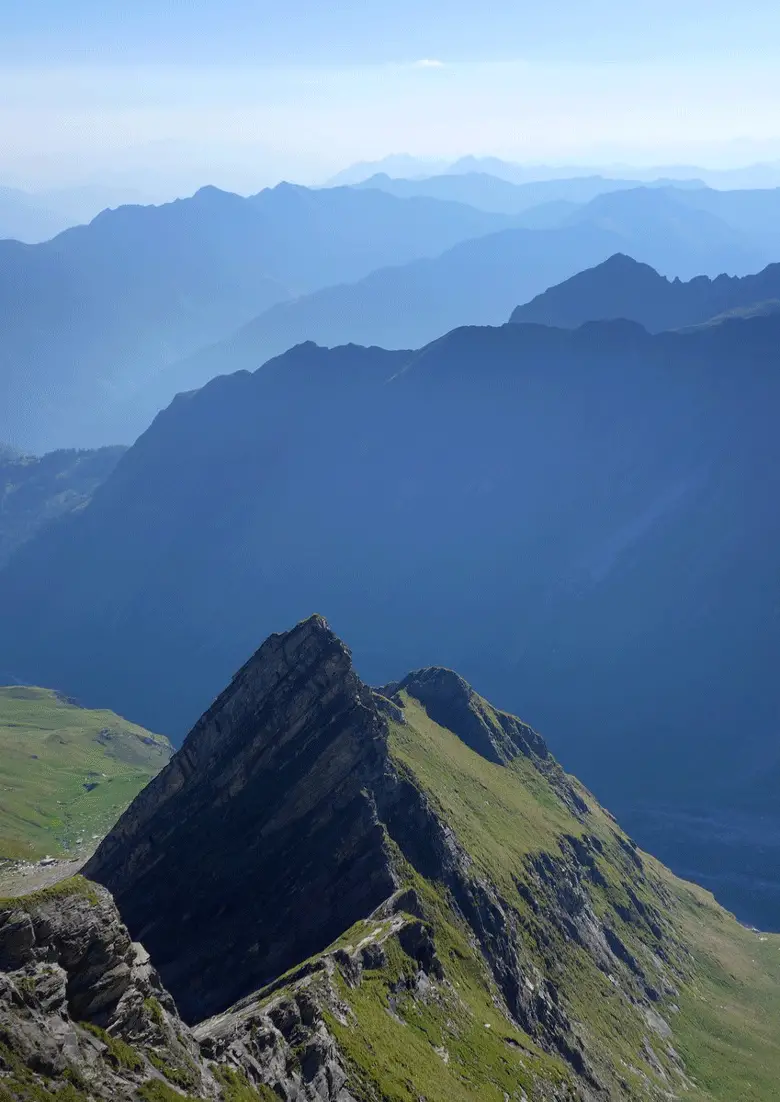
(0, 686, 171, 862)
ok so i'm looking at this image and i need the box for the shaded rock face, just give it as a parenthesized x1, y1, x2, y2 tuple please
(85, 615, 397, 1023)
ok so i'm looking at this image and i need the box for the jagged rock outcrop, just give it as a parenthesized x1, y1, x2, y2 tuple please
(0, 877, 218, 1100)
(195, 892, 429, 1102)
(0, 873, 400, 1102)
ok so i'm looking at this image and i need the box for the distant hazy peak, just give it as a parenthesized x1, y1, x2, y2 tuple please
(511, 249, 780, 333)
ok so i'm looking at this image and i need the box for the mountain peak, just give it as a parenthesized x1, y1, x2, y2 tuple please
(509, 248, 777, 332)
(600, 251, 654, 271)
(84, 614, 394, 1021)
(86, 615, 588, 1025)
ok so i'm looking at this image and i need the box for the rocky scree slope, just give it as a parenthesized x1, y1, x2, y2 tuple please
(59, 616, 780, 1101)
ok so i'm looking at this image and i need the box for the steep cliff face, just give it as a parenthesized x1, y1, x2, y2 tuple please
(85, 616, 396, 1023)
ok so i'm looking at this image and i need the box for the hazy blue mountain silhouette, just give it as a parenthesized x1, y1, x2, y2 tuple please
(1, 314, 779, 923)
(326, 154, 449, 185)
(329, 153, 780, 189)
(152, 223, 626, 404)
(511, 253, 780, 331)
(353, 171, 705, 215)
(0, 182, 514, 453)
(147, 194, 771, 412)
(562, 187, 768, 278)
(673, 185, 780, 256)
(334, 154, 704, 188)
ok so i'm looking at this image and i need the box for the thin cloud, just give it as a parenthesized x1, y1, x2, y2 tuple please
(413, 59, 445, 69)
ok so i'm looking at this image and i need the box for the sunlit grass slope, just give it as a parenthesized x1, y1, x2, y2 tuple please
(0, 686, 172, 860)
(322, 691, 780, 1102)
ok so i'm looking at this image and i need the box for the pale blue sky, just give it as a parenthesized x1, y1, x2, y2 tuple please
(2, 0, 780, 192)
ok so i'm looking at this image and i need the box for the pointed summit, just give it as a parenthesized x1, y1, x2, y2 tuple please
(510, 253, 669, 330)
(509, 250, 780, 333)
(85, 615, 395, 1021)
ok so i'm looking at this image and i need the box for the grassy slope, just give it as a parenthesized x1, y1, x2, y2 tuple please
(321, 693, 780, 1102)
(0, 686, 172, 860)
(662, 874, 780, 1100)
(326, 884, 573, 1102)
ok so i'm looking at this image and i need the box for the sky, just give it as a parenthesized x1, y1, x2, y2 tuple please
(2, 0, 780, 195)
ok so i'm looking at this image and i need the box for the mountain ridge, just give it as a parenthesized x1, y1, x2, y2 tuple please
(351, 171, 706, 214)
(150, 187, 770, 412)
(0, 183, 515, 453)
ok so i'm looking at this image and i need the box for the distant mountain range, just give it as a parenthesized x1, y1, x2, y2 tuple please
(351, 170, 705, 214)
(0, 187, 70, 243)
(2, 312, 779, 926)
(563, 186, 773, 276)
(0, 183, 518, 453)
(353, 174, 780, 266)
(150, 186, 773, 409)
(329, 153, 780, 189)
(667, 184, 780, 256)
(154, 222, 627, 402)
(4, 176, 779, 457)
(511, 253, 780, 331)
